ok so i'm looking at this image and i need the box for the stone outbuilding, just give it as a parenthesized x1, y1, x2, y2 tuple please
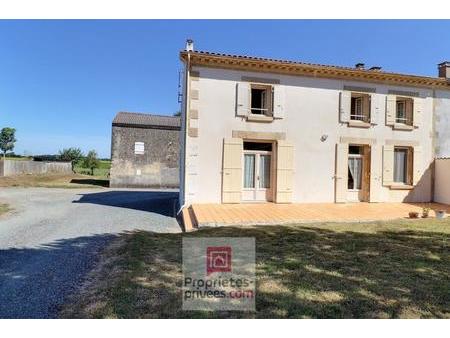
(110, 112, 180, 188)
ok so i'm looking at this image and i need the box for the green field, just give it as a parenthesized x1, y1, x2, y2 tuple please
(74, 160, 111, 178)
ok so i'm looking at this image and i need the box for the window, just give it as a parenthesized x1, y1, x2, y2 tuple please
(134, 142, 144, 155)
(394, 147, 410, 184)
(243, 154, 255, 188)
(396, 98, 413, 125)
(350, 93, 370, 122)
(348, 145, 363, 190)
(250, 85, 272, 116)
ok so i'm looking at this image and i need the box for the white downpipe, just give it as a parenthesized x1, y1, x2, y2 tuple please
(177, 51, 191, 216)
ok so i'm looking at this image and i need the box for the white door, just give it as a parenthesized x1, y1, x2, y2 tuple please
(242, 151, 272, 202)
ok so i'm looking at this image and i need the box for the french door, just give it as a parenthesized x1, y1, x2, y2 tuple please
(242, 150, 272, 202)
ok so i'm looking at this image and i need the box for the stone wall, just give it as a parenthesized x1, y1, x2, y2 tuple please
(110, 125, 180, 188)
(0, 160, 72, 176)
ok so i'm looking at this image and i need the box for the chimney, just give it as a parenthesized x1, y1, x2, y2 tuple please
(355, 63, 365, 70)
(438, 61, 450, 81)
(185, 39, 194, 52)
(369, 66, 382, 71)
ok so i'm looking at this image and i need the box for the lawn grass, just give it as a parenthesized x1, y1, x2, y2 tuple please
(74, 160, 111, 178)
(0, 173, 109, 188)
(61, 218, 450, 319)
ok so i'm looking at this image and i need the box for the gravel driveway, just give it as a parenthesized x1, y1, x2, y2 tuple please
(0, 187, 181, 318)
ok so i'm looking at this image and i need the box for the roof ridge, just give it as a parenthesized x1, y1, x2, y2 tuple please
(117, 111, 179, 119)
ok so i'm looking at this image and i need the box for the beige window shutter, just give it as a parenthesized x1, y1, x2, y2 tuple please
(335, 143, 348, 203)
(236, 82, 250, 117)
(369, 144, 383, 202)
(362, 95, 371, 121)
(275, 140, 294, 203)
(382, 145, 394, 186)
(370, 94, 380, 125)
(339, 91, 351, 123)
(386, 95, 396, 126)
(273, 85, 285, 119)
(413, 97, 423, 128)
(222, 138, 243, 203)
(413, 146, 423, 185)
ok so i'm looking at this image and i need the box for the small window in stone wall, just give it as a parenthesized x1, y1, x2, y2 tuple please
(134, 142, 145, 155)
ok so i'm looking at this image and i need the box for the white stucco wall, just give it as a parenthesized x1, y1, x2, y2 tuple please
(434, 89, 450, 158)
(184, 66, 442, 204)
(435, 159, 450, 205)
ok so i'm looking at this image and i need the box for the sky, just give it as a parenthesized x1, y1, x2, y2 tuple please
(1, 19, 450, 158)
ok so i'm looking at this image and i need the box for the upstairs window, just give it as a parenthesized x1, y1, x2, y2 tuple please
(396, 98, 413, 126)
(250, 85, 272, 116)
(350, 93, 370, 122)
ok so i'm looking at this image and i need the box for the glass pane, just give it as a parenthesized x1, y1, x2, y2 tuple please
(394, 149, 407, 183)
(348, 163, 354, 189)
(354, 158, 362, 189)
(251, 88, 264, 114)
(351, 97, 363, 120)
(259, 155, 271, 189)
(348, 157, 362, 190)
(244, 154, 255, 188)
(396, 101, 406, 123)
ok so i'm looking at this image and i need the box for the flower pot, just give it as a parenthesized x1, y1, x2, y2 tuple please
(409, 212, 419, 219)
(436, 210, 446, 219)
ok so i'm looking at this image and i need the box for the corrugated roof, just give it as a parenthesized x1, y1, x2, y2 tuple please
(112, 112, 181, 129)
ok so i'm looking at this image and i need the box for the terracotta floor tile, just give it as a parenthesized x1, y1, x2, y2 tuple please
(190, 202, 450, 227)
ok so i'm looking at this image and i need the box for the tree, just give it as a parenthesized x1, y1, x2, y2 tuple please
(58, 147, 83, 172)
(173, 111, 181, 117)
(82, 150, 100, 176)
(0, 127, 17, 159)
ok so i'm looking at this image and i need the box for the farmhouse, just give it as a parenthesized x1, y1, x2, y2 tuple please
(110, 112, 180, 188)
(178, 41, 450, 213)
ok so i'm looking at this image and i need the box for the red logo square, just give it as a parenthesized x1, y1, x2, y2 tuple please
(206, 246, 232, 275)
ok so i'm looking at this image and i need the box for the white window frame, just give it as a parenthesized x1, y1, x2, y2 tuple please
(395, 98, 413, 126)
(350, 93, 370, 122)
(393, 147, 411, 185)
(348, 153, 363, 191)
(396, 100, 407, 124)
(134, 142, 145, 155)
(250, 84, 273, 117)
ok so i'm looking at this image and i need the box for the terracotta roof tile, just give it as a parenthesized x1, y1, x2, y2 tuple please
(180, 50, 449, 87)
(187, 50, 439, 78)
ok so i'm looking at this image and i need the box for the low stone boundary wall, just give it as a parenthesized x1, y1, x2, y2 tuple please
(0, 159, 72, 176)
(435, 158, 450, 205)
